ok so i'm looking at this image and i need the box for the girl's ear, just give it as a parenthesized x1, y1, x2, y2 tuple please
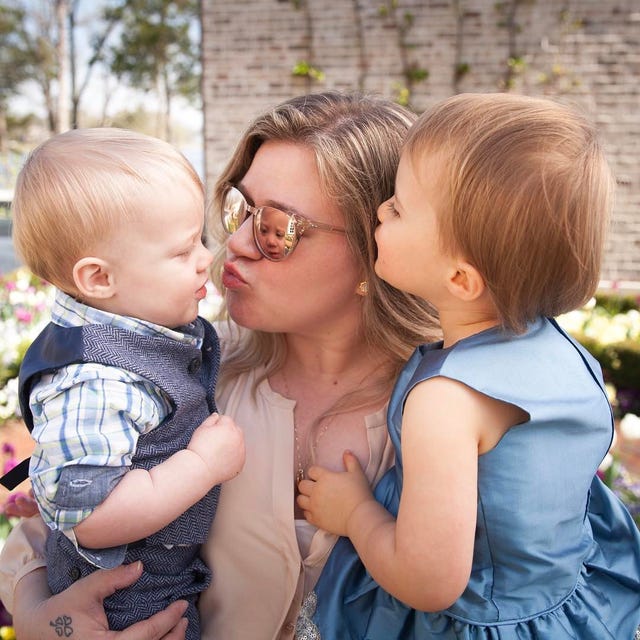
(72, 257, 116, 300)
(446, 260, 486, 301)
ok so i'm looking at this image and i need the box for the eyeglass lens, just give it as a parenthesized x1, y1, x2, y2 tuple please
(221, 187, 296, 261)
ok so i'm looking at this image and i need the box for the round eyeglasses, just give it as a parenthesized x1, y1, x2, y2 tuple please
(220, 186, 346, 261)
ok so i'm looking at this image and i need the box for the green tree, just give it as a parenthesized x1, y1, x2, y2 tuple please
(69, 0, 121, 128)
(107, 0, 200, 142)
(0, 3, 39, 149)
(2, 0, 68, 135)
(21, 0, 67, 134)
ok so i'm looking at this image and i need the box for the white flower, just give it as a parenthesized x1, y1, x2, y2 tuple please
(0, 377, 19, 420)
(605, 383, 617, 405)
(619, 413, 640, 441)
(556, 309, 589, 335)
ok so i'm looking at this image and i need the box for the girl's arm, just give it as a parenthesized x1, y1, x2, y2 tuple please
(13, 563, 189, 639)
(74, 413, 244, 548)
(344, 377, 479, 610)
(300, 376, 519, 611)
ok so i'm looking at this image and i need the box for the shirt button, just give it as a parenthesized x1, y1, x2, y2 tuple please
(69, 566, 82, 581)
(284, 622, 295, 632)
(188, 357, 201, 374)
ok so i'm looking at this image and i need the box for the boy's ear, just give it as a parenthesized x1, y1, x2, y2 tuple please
(446, 260, 486, 301)
(72, 257, 116, 300)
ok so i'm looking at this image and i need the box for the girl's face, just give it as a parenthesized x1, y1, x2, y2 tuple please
(375, 151, 450, 304)
(221, 141, 363, 337)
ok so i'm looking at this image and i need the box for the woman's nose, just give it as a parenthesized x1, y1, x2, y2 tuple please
(226, 217, 261, 260)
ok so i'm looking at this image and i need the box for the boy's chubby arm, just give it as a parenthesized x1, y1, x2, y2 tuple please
(299, 376, 487, 612)
(29, 364, 245, 551)
(75, 412, 245, 549)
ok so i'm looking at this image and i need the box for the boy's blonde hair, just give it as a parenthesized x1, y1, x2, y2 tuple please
(405, 92, 614, 333)
(208, 91, 441, 406)
(12, 127, 203, 293)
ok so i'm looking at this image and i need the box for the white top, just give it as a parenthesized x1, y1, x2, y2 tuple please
(199, 366, 392, 640)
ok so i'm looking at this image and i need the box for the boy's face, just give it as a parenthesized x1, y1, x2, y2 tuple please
(374, 150, 450, 303)
(100, 179, 213, 328)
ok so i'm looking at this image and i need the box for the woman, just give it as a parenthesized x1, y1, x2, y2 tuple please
(0, 91, 440, 639)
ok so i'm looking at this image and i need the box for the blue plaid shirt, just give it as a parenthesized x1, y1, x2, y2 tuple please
(29, 290, 203, 531)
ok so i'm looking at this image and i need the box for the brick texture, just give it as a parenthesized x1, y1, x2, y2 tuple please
(201, 0, 640, 285)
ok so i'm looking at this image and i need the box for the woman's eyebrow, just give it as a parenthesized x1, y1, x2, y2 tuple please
(236, 183, 303, 216)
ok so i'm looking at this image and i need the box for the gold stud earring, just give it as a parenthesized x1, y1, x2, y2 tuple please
(356, 281, 368, 296)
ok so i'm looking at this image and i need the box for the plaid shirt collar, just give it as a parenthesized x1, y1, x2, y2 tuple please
(51, 289, 202, 348)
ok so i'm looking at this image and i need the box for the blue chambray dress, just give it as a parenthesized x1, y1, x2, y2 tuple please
(298, 318, 640, 640)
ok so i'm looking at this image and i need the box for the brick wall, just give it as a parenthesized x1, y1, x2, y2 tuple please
(201, 0, 640, 285)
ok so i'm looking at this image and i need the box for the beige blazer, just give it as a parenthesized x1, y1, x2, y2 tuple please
(199, 366, 393, 640)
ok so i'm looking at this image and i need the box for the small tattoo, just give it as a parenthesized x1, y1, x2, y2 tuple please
(50, 615, 73, 637)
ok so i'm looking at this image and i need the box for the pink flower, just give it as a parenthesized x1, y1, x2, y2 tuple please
(15, 308, 33, 323)
(2, 458, 16, 475)
(2, 443, 17, 475)
(1, 443, 15, 456)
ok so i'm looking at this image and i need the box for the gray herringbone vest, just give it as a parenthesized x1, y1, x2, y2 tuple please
(21, 317, 221, 637)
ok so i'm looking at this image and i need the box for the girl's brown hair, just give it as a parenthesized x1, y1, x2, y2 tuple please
(405, 92, 613, 333)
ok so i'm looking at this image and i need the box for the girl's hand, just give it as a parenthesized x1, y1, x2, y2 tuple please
(14, 562, 188, 640)
(297, 451, 375, 536)
(4, 489, 39, 518)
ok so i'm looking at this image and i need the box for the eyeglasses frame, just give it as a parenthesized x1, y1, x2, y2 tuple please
(221, 185, 346, 261)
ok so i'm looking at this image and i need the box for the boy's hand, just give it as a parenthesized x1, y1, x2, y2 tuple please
(187, 413, 245, 484)
(297, 451, 374, 536)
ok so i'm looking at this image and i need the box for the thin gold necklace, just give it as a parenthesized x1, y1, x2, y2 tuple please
(281, 368, 332, 484)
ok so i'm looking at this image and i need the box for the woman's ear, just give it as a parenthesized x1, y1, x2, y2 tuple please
(446, 260, 486, 301)
(72, 257, 116, 300)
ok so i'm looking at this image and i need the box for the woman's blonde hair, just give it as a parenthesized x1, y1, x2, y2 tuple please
(12, 127, 203, 293)
(405, 92, 614, 333)
(209, 91, 440, 402)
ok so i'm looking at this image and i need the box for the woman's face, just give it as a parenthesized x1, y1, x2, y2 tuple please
(221, 140, 363, 337)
